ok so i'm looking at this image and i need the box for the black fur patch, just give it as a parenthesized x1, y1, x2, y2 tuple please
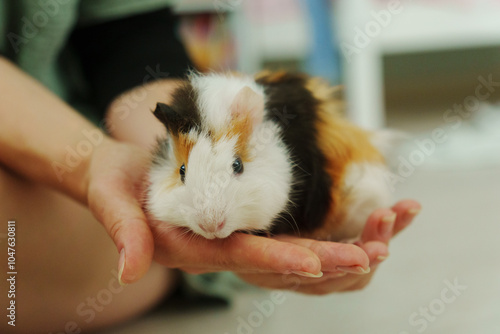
(151, 138, 170, 166)
(256, 73, 332, 235)
(153, 82, 201, 135)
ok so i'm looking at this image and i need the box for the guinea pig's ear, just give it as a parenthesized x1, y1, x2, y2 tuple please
(153, 103, 182, 134)
(230, 86, 265, 126)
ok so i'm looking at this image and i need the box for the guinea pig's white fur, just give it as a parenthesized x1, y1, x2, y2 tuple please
(337, 162, 393, 241)
(148, 74, 292, 239)
(148, 72, 400, 241)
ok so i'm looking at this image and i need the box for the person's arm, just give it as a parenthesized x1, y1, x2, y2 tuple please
(0, 57, 155, 283)
(0, 56, 100, 203)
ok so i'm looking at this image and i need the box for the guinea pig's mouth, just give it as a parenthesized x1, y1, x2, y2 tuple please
(201, 230, 233, 240)
(199, 220, 225, 233)
(197, 220, 234, 239)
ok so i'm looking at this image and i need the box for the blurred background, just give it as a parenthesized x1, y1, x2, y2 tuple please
(175, 0, 500, 170)
(103, 0, 500, 333)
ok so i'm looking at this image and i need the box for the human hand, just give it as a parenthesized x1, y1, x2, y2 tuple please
(151, 200, 419, 291)
(150, 222, 369, 278)
(85, 139, 419, 291)
(236, 200, 421, 294)
(86, 139, 155, 284)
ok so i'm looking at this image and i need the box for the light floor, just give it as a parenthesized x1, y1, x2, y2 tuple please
(101, 105, 500, 334)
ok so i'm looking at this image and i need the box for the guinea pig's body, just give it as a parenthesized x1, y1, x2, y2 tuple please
(147, 71, 393, 241)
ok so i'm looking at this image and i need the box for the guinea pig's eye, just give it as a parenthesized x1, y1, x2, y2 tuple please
(179, 164, 186, 183)
(232, 157, 243, 175)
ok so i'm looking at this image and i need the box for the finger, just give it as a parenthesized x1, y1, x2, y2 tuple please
(236, 273, 304, 290)
(153, 229, 322, 275)
(339, 241, 396, 293)
(292, 242, 388, 294)
(359, 241, 389, 266)
(392, 199, 422, 236)
(273, 236, 370, 273)
(340, 273, 375, 292)
(360, 208, 396, 244)
(238, 270, 348, 290)
(238, 272, 304, 290)
(89, 183, 154, 285)
(291, 274, 368, 295)
(295, 242, 387, 292)
(288, 233, 399, 295)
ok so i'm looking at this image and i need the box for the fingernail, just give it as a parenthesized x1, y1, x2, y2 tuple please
(336, 266, 371, 275)
(118, 248, 127, 286)
(380, 214, 396, 238)
(291, 271, 324, 278)
(408, 208, 421, 216)
(323, 272, 348, 279)
(376, 254, 389, 262)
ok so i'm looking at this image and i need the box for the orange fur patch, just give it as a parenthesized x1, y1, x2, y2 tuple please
(164, 133, 197, 189)
(210, 110, 253, 162)
(304, 78, 385, 240)
(228, 115, 253, 162)
(172, 133, 196, 164)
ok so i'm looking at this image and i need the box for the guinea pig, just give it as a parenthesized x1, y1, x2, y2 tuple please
(147, 71, 395, 241)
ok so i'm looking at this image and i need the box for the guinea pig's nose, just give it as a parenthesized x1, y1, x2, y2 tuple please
(217, 220, 225, 230)
(199, 220, 225, 233)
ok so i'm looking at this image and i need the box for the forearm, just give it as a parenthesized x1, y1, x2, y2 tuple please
(0, 57, 112, 204)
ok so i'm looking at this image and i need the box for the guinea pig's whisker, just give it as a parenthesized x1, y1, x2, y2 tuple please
(178, 228, 193, 239)
(277, 209, 300, 237)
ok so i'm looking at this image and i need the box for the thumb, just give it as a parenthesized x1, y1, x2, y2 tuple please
(89, 185, 154, 285)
